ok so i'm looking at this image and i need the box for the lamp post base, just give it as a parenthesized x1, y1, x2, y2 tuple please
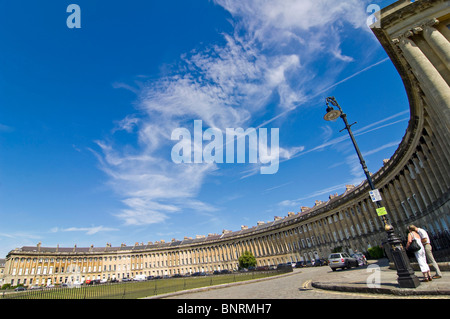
(386, 228, 421, 288)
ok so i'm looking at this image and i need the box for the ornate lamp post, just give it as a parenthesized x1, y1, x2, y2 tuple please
(323, 96, 420, 288)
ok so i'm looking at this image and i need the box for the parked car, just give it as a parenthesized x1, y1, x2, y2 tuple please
(314, 258, 328, 266)
(14, 286, 26, 291)
(256, 265, 269, 271)
(29, 285, 43, 290)
(133, 274, 147, 281)
(328, 252, 359, 271)
(191, 272, 207, 276)
(276, 263, 293, 272)
(220, 269, 231, 274)
(294, 261, 305, 268)
(286, 262, 295, 268)
(351, 252, 367, 266)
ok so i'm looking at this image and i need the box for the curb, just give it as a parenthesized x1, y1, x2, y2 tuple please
(311, 281, 450, 296)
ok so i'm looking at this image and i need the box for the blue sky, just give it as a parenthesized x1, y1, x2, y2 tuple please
(0, 0, 408, 257)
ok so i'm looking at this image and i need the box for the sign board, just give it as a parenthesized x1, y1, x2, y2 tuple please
(376, 207, 387, 216)
(369, 189, 382, 202)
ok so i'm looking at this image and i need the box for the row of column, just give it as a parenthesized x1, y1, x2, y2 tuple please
(394, 19, 450, 130)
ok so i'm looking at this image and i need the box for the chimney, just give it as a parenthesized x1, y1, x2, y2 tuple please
(241, 225, 248, 230)
(345, 184, 355, 191)
(329, 193, 338, 200)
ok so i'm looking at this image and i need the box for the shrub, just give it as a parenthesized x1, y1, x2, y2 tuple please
(332, 246, 343, 253)
(368, 246, 384, 259)
(238, 251, 257, 269)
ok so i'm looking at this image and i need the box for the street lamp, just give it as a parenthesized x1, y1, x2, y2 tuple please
(323, 96, 420, 289)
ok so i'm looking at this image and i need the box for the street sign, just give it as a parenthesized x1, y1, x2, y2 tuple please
(376, 207, 387, 216)
(369, 189, 382, 202)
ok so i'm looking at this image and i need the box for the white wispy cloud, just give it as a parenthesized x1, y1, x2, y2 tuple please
(0, 123, 13, 132)
(283, 110, 409, 161)
(278, 138, 402, 211)
(94, 0, 374, 226)
(51, 226, 119, 235)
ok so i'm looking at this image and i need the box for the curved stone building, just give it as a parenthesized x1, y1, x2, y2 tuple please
(3, 0, 449, 287)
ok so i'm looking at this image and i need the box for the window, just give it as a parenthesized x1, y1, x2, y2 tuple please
(401, 201, 410, 218)
(344, 228, 350, 239)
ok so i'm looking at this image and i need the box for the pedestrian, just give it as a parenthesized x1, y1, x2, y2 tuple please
(406, 226, 432, 282)
(409, 225, 442, 279)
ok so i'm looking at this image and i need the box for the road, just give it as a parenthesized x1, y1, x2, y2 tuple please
(163, 266, 443, 299)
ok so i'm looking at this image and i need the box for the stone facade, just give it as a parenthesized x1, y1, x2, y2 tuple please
(3, 0, 449, 287)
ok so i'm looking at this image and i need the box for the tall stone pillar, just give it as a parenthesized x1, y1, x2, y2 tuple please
(397, 36, 450, 129)
(422, 25, 450, 69)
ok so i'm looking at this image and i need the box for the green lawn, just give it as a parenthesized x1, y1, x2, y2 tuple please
(1, 271, 286, 299)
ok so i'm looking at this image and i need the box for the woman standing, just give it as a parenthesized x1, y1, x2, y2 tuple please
(406, 225, 432, 282)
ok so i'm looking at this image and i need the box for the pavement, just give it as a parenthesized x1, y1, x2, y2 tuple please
(148, 258, 450, 299)
(311, 258, 450, 296)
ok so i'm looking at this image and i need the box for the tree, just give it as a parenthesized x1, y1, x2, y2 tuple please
(238, 251, 257, 269)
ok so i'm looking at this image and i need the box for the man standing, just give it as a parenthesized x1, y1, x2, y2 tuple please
(409, 225, 442, 279)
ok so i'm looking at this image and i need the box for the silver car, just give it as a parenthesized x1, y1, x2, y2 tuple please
(328, 252, 359, 271)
